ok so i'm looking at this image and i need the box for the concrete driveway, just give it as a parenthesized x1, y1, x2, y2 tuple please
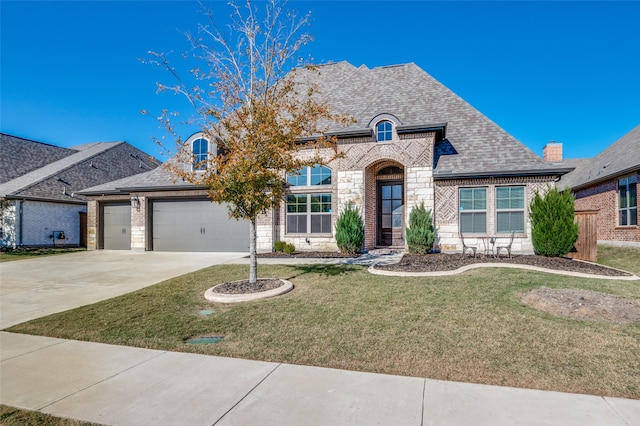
(0, 250, 247, 329)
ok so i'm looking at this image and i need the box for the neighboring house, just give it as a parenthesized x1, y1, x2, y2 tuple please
(81, 62, 572, 253)
(0, 133, 159, 248)
(559, 125, 639, 246)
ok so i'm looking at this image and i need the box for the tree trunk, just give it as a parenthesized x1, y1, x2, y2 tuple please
(249, 218, 258, 285)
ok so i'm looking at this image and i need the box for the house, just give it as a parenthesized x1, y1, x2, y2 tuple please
(0, 133, 159, 248)
(558, 125, 639, 246)
(81, 62, 572, 253)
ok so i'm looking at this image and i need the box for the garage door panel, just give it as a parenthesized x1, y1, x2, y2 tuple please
(152, 200, 250, 252)
(103, 204, 131, 250)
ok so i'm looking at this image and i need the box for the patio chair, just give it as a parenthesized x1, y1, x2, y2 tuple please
(459, 233, 477, 259)
(495, 231, 515, 258)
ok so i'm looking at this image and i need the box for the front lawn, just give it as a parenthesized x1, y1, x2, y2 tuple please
(0, 247, 85, 263)
(6, 247, 640, 399)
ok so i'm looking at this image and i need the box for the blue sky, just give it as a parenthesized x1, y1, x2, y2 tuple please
(2, 1, 639, 161)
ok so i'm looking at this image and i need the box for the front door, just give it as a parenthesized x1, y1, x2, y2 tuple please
(377, 181, 404, 246)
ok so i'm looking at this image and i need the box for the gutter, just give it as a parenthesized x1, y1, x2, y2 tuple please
(569, 166, 640, 191)
(434, 167, 575, 181)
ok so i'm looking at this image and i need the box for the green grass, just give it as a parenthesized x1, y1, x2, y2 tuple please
(0, 404, 102, 425)
(0, 248, 85, 263)
(6, 247, 640, 399)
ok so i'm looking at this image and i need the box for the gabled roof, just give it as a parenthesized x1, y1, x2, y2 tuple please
(559, 125, 640, 190)
(0, 133, 77, 184)
(0, 134, 159, 202)
(79, 164, 198, 195)
(297, 62, 570, 178)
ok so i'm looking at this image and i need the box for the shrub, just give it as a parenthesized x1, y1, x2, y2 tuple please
(274, 241, 295, 254)
(335, 203, 365, 254)
(529, 186, 579, 257)
(405, 202, 436, 254)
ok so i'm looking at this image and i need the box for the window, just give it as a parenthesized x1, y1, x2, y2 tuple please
(459, 188, 486, 233)
(619, 176, 637, 226)
(376, 121, 393, 142)
(496, 186, 525, 233)
(192, 138, 208, 170)
(287, 194, 332, 234)
(287, 165, 332, 186)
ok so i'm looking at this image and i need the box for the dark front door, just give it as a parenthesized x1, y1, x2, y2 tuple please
(377, 181, 404, 246)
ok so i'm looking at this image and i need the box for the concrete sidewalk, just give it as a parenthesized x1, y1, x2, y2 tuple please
(1, 332, 638, 425)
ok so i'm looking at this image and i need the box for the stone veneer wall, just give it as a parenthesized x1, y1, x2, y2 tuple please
(435, 177, 555, 255)
(260, 131, 436, 252)
(573, 172, 639, 245)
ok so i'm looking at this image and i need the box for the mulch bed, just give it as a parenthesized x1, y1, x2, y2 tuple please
(212, 279, 285, 294)
(376, 253, 632, 277)
(257, 251, 359, 259)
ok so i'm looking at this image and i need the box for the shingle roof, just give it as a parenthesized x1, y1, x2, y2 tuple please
(559, 125, 640, 190)
(299, 62, 569, 177)
(0, 135, 160, 202)
(79, 164, 198, 195)
(0, 133, 77, 183)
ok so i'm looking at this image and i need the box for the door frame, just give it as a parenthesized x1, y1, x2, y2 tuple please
(376, 179, 404, 247)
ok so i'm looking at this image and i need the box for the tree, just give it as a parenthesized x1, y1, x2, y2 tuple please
(405, 202, 436, 254)
(147, 0, 347, 284)
(529, 186, 579, 257)
(334, 203, 365, 255)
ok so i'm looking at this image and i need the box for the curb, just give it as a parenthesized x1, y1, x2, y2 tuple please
(204, 279, 294, 303)
(368, 262, 640, 280)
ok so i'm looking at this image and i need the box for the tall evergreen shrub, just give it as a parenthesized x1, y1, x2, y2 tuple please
(335, 203, 365, 255)
(529, 187, 579, 257)
(405, 202, 436, 254)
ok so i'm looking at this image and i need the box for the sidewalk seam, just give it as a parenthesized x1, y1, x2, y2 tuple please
(0, 335, 67, 363)
(36, 348, 168, 411)
(211, 362, 282, 425)
(421, 378, 426, 426)
(602, 396, 632, 426)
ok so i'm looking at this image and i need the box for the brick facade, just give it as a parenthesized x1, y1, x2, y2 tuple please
(435, 176, 555, 254)
(1, 199, 86, 248)
(573, 172, 639, 244)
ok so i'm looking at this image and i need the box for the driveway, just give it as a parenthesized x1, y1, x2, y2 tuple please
(0, 250, 247, 329)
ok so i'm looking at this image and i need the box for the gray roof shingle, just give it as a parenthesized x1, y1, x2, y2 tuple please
(0, 133, 77, 183)
(0, 135, 159, 202)
(297, 62, 568, 177)
(559, 125, 640, 190)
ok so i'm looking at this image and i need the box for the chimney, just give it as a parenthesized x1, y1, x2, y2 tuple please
(543, 141, 563, 162)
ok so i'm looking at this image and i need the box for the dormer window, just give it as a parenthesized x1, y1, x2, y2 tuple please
(192, 138, 208, 170)
(376, 121, 393, 142)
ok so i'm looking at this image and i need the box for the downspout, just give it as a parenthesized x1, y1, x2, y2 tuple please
(18, 199, 24, 247)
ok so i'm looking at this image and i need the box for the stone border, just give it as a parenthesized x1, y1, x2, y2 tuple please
(368, 263, 639, 281)
(204, 279, 294, 303)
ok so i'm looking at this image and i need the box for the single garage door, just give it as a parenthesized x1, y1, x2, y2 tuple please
(152, 200, 250, 252)
(103, 203, 131, 250)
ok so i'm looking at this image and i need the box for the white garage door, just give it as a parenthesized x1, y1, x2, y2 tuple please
(152, 200, 250, 252)
(103, 204, 131, 250)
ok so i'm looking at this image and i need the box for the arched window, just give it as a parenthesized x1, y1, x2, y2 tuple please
(287, 165, 332, 186)
(376, 121, 393, 142)
(192, 138, 208, 170)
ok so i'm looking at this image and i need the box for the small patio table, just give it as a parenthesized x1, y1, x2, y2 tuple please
(478, 236, 497, 257)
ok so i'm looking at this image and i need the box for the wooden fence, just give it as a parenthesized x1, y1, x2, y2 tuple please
(567, 210, 598, 262)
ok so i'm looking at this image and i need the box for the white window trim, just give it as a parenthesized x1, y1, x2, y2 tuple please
(495, 186, 525, 234)
(285, 193, 333, 236)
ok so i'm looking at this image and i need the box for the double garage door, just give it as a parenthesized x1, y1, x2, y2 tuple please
(152, 200, 250, 252)
(102, 200, 249, 252)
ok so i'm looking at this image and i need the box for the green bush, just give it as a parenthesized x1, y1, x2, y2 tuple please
(274, 240, 295, 254)
(405, 202, 436, 254)
(529, 187, 579, 257)
(335, 203, 365, 254)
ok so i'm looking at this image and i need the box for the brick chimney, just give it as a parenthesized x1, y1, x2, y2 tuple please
(543, 141, 563, 162)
